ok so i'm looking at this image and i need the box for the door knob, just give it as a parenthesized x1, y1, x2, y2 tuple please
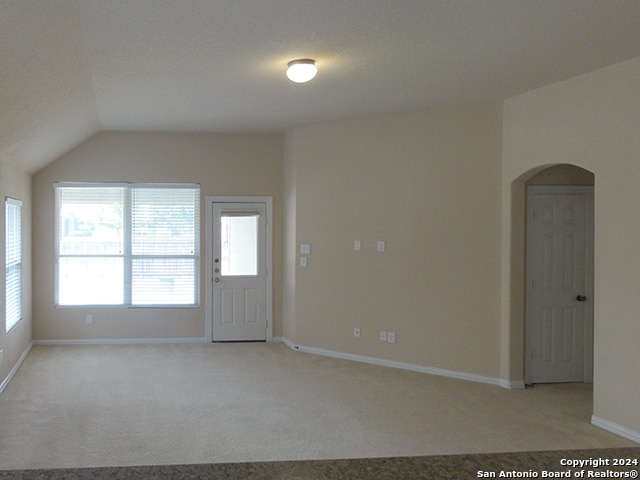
(214, 278, 220, 283)
(576, 295, 587, 302)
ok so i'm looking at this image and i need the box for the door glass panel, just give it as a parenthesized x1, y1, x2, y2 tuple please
(220, 214, 258, 276)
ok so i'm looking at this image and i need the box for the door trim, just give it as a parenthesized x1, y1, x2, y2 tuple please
(205, 196, 273, 342)
(524, 185, 594, 384)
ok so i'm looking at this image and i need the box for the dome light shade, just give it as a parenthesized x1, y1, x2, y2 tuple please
(286, 59, 317, 83)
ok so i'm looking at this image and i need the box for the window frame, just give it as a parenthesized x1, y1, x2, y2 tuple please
(5, 197, 22, 332)
(55, 182, 200, 308)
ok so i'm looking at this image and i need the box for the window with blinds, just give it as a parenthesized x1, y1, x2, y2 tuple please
(55, 183, 200, 307)
(6, 197, 22, 332)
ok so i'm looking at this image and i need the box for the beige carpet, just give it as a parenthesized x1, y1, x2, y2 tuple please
(0, 343, 635, 470)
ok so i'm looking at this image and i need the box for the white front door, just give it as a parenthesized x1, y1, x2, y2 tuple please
(211, 201, 269, 341)
(525, 186, 594, 383)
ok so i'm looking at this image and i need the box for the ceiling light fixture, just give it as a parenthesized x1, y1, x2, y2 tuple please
(286, 59, 317, 83)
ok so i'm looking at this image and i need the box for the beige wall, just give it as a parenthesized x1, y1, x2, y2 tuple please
(0, 161, 32, 387)
(32, 131, 283, 341)
(526, 164, 594, 186)
(282, 131, 297, 341)
(502, 57, 640, 436)
(283, 106, 504, 378)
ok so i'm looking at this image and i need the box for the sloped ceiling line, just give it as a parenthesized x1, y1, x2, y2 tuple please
(2, 0, 640, 173)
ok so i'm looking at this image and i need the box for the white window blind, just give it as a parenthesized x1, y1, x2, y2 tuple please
(6, 197, 22, 332)
(130, 187, 199, 305)
(55, 183, 199, 307)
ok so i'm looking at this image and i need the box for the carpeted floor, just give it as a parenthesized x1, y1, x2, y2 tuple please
(0, 343, 637, 474)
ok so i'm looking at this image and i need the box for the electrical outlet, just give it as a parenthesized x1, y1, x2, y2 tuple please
(387, 332, 396, 344)
(86, 314, 93, 325)
(353, 327, 361, 338)
(380, 330, 387, 342)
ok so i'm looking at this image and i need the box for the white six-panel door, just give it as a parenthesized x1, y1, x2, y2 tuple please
(525, 186, 594, 383)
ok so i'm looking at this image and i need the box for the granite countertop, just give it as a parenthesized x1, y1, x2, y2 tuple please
(1, 447, 639, 480)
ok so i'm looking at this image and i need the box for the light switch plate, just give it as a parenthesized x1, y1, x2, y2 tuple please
(300, 244, 311, 254)
(300, 256, 307, 267)
(377, 241, 385, 252)
(354, 240, 361, 251)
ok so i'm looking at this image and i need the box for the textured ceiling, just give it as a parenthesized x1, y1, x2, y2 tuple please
(2, 0, 640, 172)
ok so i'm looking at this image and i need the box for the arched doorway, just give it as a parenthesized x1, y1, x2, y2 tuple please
(524, 164, 594, 384)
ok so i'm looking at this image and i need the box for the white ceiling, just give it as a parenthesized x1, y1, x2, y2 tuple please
(2, 0, 640, 172)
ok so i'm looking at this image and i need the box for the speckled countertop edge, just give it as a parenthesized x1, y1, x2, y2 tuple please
(1, 447, 639, 480)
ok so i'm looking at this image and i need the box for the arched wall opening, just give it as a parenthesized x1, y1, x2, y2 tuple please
(504, 163, 594, 386)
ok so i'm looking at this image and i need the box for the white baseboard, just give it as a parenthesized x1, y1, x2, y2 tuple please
(33, 337, 208, 346)
(0, 341, 33, 395)
(592, 415, 640, 444)
(276, 336, 518, 389)
(500, 379, 526, 389)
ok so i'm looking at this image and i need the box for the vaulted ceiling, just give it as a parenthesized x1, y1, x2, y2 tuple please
(2, 0, 640, 172)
